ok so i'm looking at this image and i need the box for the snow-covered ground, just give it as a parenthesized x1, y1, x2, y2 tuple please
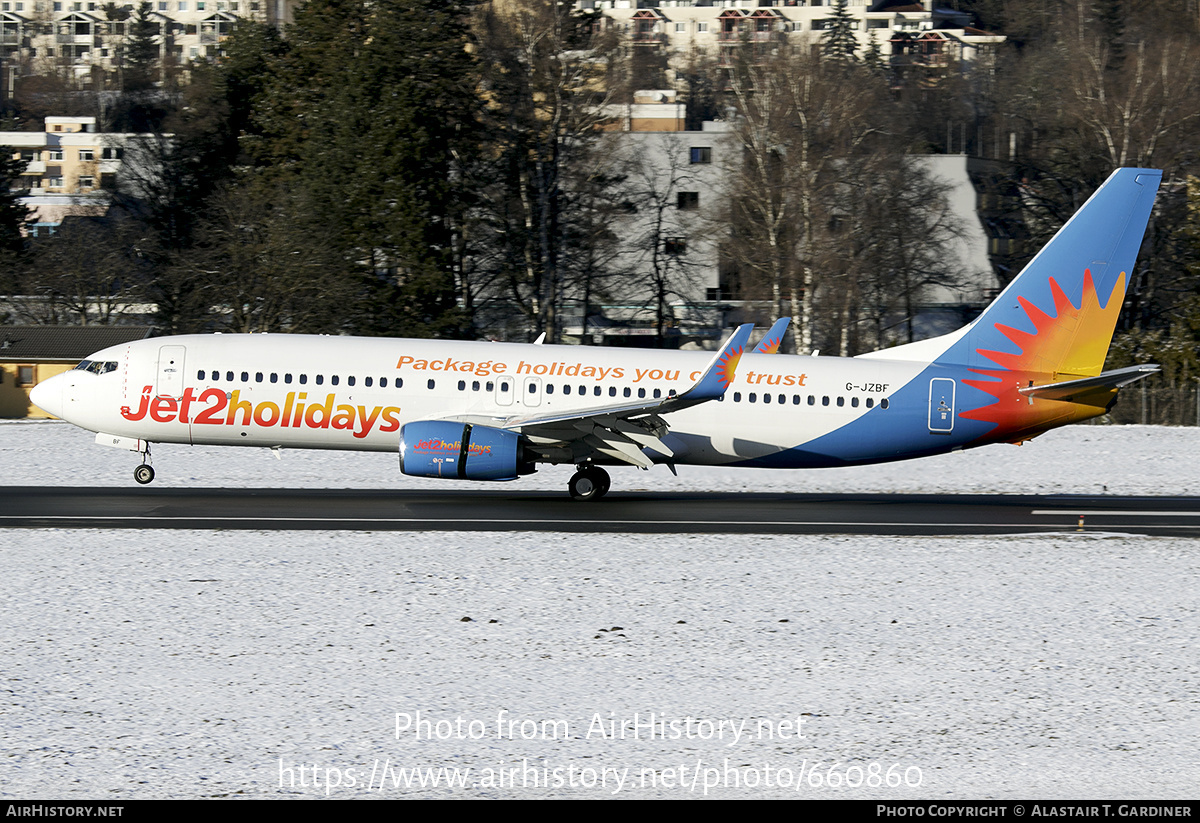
(2, 421, 1199, 799)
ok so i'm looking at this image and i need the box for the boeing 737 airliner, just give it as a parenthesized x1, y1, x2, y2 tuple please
(31, 168, 1162, 500)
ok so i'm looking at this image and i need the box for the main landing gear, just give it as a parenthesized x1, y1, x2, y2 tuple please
(133, 445, 155, 485)
(568, 464, 610, 501)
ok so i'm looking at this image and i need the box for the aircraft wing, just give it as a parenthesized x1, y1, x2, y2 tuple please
(1019, 364, 1160, 406)
(441, 324, 754, 468)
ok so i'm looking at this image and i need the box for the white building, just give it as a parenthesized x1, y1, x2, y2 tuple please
(0, 0, 298, 86)
(1, 115, 150, 232)
(578, 0, 1004, 84)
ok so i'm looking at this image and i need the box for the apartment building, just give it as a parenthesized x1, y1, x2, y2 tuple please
(1, 115, 139, 231)
(579, 0, 1004, 81)
(0, 0, 297, 84)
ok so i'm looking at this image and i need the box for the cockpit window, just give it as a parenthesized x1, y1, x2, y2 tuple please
(73, 360, 118, 375)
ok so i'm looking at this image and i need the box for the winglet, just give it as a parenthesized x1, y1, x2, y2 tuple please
(753, 318, 790, 354)
(676, 323, 754, 403)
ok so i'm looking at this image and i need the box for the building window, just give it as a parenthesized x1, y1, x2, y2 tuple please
(664, 237, 687, 255)
(79, 176, 94, 188)
(677, 191, 699, 210)
(17, 366, 34, 386)
(689, 146, 711, 164)
(78, 149, 93, 161)
(47, 150, 62, 160)
(812, 20, 827, 30)
(45, 177, 62, 188)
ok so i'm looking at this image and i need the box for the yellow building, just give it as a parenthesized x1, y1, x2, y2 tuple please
(0, 325, 152, 418)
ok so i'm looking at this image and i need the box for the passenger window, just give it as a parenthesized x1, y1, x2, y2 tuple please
(211, 370, 219, 381)
(316, 375, 324, 385)
(428, 379, 436, 390)
(499, 381, 508, 392)
(460, 381, 467, 391)
(284, 373, 293, 384)
(763, 393, 771, 404)
(793, 395, 800, 405)
(226, 371, 234, 382)
(486, 381, 494, 392)
(881, 398, 890, 409)
(623, 388, 631, 398)
(472, 381, 480, 391)
(637, 388, 646, 398)
(380, 377, 388, 388)
(564, 385, 572, 395)
(196, 369, 204, 380)
(270, 373, 278, 383)
(749, 393, 757, 403)
(348, 376, 356, 387)
(594, 386, 602, 396)
(241, 372, 249, 382)
(331, 375, 339, 386)
(365, 377, 373, 387)
(256, 372, 263, 383)
(653, 389, 661, 399)
(851, 397, 859, 407)
(579, 385, 586, 395)
(822, 396, 829, 406)
(734, 392, 742, 402)
(299, 374, 308, 385)
(609, 387, 616, 397)
(778, 394, 785, 404)
(866, 397, 874, 408)
(546, 384, 554, 394)
(837, 397, 844, 407)
(807, 395, 815, 406)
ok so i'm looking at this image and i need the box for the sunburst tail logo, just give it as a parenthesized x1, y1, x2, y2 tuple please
(717, 347, 743, 390)
(757, 335, 782, 355)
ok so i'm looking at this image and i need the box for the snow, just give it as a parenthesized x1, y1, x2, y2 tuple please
(2, 421, 1199, 798)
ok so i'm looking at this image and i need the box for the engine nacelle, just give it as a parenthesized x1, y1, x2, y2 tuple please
(399, 421, 535, 481)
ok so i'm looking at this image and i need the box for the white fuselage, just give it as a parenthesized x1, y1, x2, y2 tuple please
(40, 333, 938, 468)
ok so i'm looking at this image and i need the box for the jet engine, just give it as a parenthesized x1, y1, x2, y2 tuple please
(399, 421, 536, 481)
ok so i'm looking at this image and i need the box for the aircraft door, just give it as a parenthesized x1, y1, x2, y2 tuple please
(928, 377, 956, 433)
(495, 375, 514, 406)
(156, 345, 187, 397)
(523, 376, 542, 407)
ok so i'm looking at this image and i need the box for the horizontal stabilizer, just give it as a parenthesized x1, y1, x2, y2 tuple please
(1019, 364, 1160, 405)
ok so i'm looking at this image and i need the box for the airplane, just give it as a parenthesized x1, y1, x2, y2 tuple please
(30, 167, 1161, 501)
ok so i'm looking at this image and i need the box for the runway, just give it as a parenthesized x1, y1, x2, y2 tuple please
(4, 487, 1200, 535)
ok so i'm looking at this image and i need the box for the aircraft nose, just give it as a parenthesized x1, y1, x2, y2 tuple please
(29, 373, 64, 418)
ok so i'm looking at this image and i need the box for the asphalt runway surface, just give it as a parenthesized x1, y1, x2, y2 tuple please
(4, 486, 1200, 535)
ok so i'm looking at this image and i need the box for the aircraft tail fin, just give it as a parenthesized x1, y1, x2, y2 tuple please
(947, 168, 1161, 377)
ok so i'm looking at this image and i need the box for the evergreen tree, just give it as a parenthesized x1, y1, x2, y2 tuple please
(0, 153, 32, 254)
(125, 2, 161, 91)
(822, 0, 859, 65)
(252, 0, 482, 337)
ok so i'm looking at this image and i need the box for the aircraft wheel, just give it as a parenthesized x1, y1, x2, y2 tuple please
(568, 466, 610, 501)
(133, 464, 155, 485)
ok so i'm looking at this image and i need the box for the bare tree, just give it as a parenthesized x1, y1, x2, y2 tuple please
(471, 0, 623, 341)
(723, 45, 893, 354)
(617, 132, 710, 347)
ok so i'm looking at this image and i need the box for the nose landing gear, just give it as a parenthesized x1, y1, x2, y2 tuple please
(133, 445, 155, 485)
(568, 464, 610, 501)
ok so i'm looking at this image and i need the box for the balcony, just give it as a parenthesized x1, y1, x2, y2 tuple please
(717, 30, 785, 43)
(630, 31, 666, 45)
(56, 33, 93, 45)
(1, 32, 21, 46)
(21, 160, 46, 175)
